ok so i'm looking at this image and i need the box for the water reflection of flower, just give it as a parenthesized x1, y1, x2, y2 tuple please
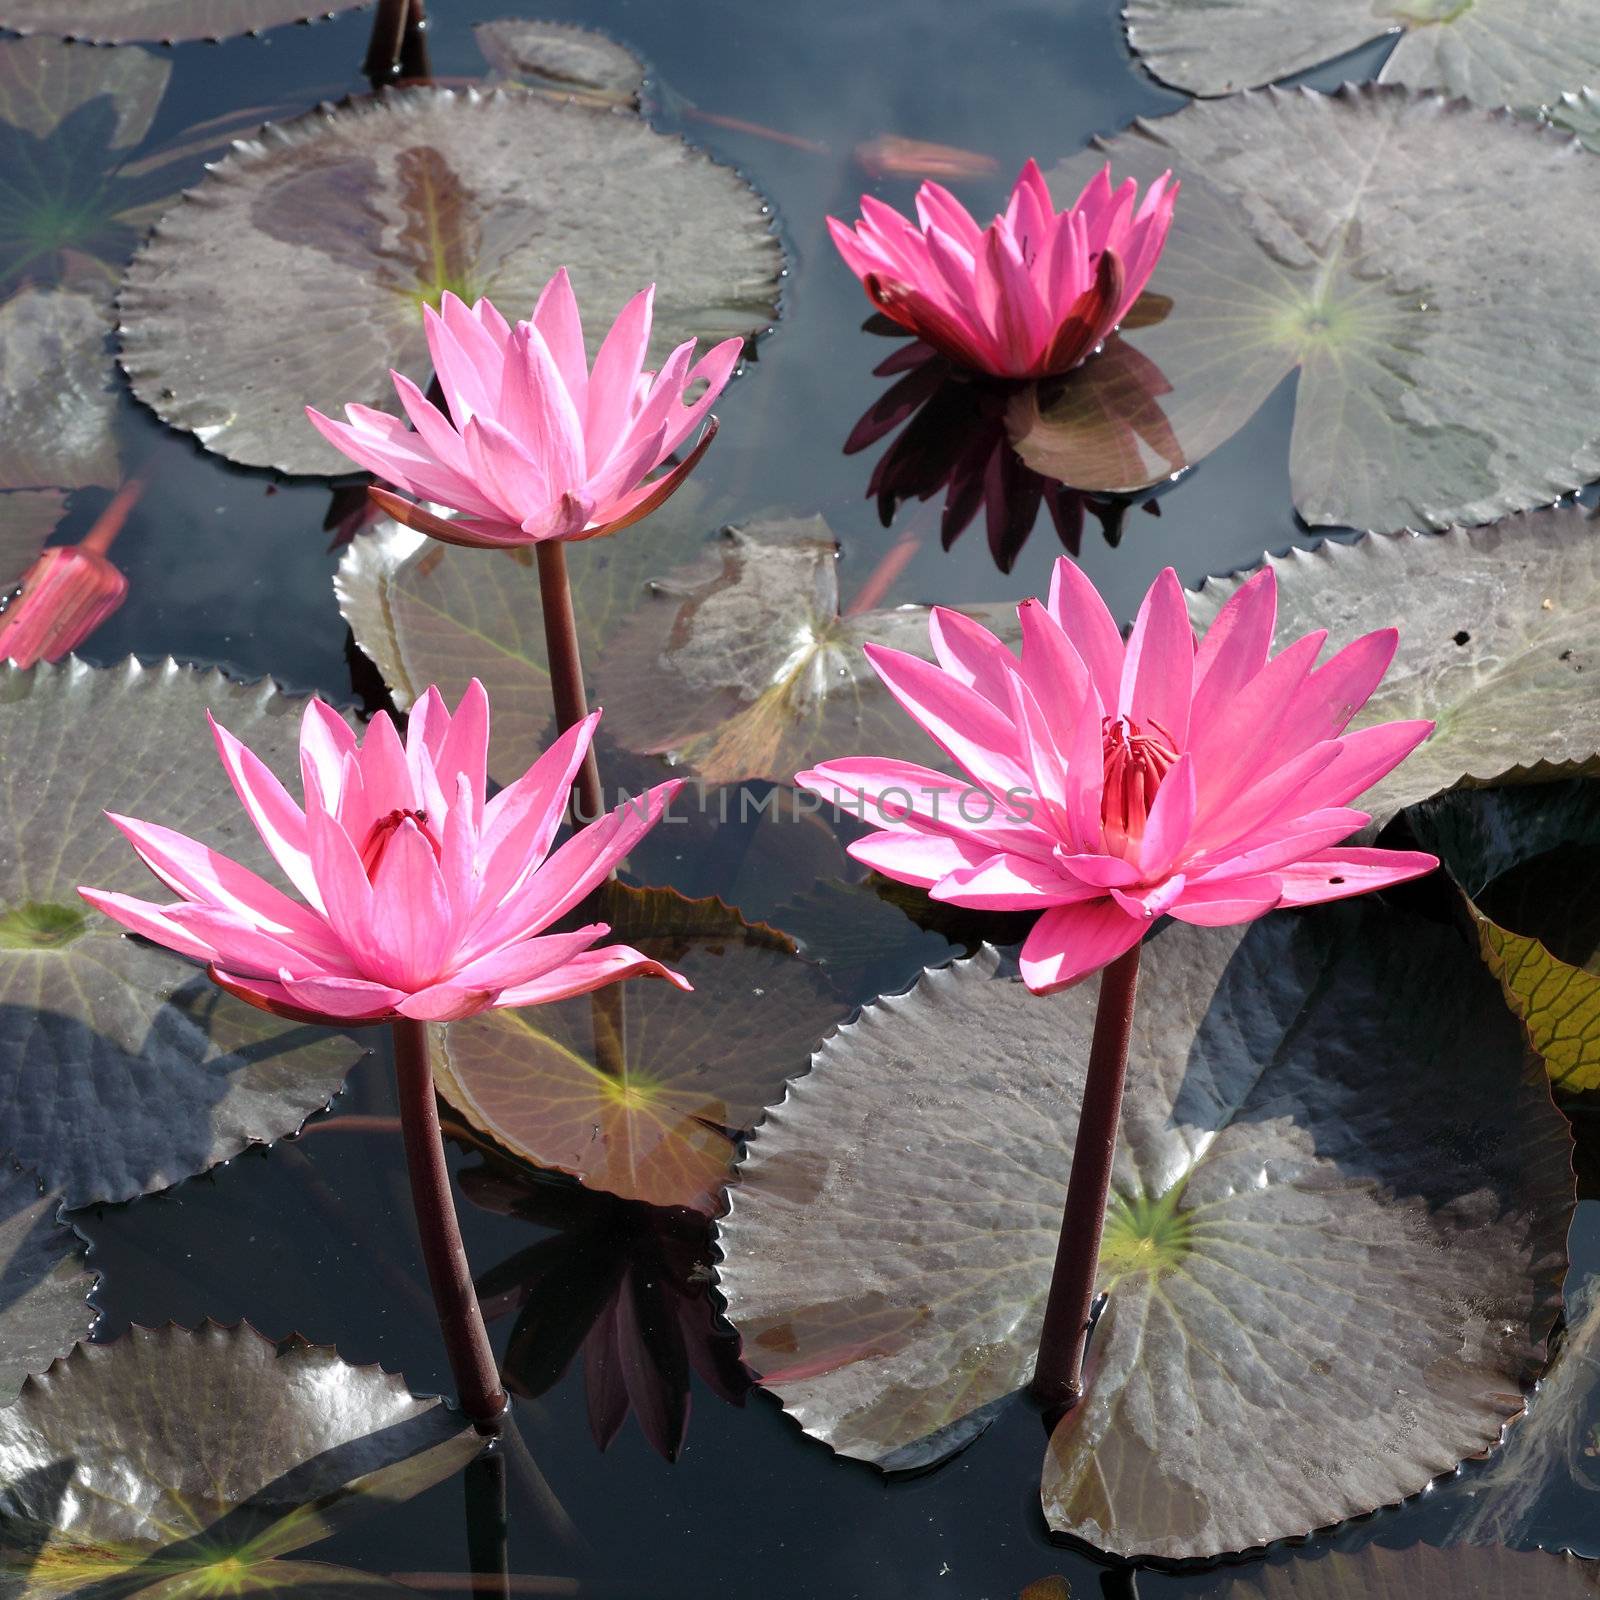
(844, 341, 1151, 574)
(466, 1160, 751, 1462)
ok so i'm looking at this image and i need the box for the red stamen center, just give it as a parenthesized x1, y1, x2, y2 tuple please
(360, 808, 442, 879)
(1100, 715, 1178, 856)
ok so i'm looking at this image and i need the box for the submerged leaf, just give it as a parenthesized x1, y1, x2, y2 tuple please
(593, 517, 1025, 784)
(1024, 88, 1600, 532)
(0, 658, 366, 1206)
(474, 19, 647, 109)
(118, 86, 781, 475)
(717, 904, 1571, 1559)
(1200, 1544, 1600, 1598)
(1188, 506, 1600, 823)
(0, 0, 369, 46)
(0, 1171, 92, 1406)
(0, 1322, 480, 1597)
(437, 885, 846, 1212)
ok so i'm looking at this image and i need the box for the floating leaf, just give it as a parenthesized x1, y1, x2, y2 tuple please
(0, 1172, 92, 1406)
(474, 19, 646, 109)
(717, 904, 1571, 1559)
(0, 1322, 480, 1597)
(593, 517, 1025, 784)
(1553, 89, 1600, 152)
(0, 0, 369, 45)
(1022, 88, 1600, 532)
(0, 494, 66, 593)
(1188, 506, 1600, 824)
(1124, 0, 1600, 106)
(0, 34, 166, 147)
(0, 658, 366, 1206)
(336, 491, 711, 787)
(119, 86, 781, 476)
(1198, 1545, 1600, 1599)
(436, 884, 845, 1212)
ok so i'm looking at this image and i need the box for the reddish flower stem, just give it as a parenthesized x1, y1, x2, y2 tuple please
(364, 0, 431, 87)
(1032, 941, 1141, 1409)
(534, 540, 605, 825)
(392, 1016, 507, 1431)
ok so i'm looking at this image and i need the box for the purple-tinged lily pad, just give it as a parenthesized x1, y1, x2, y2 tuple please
(0, 658, 367, 1207)
(717, 903, 1571, 1559)
(118, 85, 781, 476)
(0, 1322, 480, 1596)
(0, 1170, 92, 1406)
(474, 19, 647, 109)
(0, 0, 370, 45)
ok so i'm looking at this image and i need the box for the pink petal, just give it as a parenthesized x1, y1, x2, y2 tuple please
(208, 713, 320, 911)
(930, 851, 1095, 910)
(1016, 897, 1145, 994)
(845, 829, 992, 888)
(500, 322, 586, 491)
(530, 268, 588, 411)
(1289, 720, 1435, 813)
(1271, 629, 1399, 767)
(495, 943, 692, 1008)
(298, 698, 358, 814)
(927, 607, 1020, 708)
(1046, 557, 1125, 715)
(1166, 874, 1283, 926)
(277, 970, 408, 1022)
(164, 903, 342, 980)
(1274, 848, 1438, 906)
(1136, 751, 1196, 881)
(432, 678, 491, 832)
(1110, 874, 1187, 921)
(1118, 567, 1194, 747)
(1190, 569, 1276, 732)
(451, 923, 607, 992)
(366, 818, 454, 989)
(586, 285, 656, 468)
(77, 886, 216, 964)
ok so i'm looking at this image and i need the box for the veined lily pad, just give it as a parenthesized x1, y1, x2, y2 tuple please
(336, 492, 711, 787)
(0, 1322, 480, 1597)
(0, 1171, 92, 1406)
(0, 34, 167, 147)
(0, 0, 369, 45)
(593, 518, 1026, 785)
(474, 19, 647, 109)
(118, 85, 781, 476)
(1125, 0, 1600, 106)
(716, 904, 1571, 1559)
(436, 884, 845, 1213)
(1021, 88, 1600, 532)
(0, 658, 366, 1206)
(1200, 1545, 1600, 1598)
(1188, 506, 1600, 824)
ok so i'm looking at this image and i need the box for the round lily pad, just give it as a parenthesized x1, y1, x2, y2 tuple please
(1021, 88, 1600, 532)
(474, 19, 647, 109)
(0, 1321, 480, 1597)
(593, 517, 1025, 785)
(0, 1170, 92, 1406)
(716, 903, 1572, 1559)
(0, 657, 366, 1206)
(0, 0, 369, 45)
(118, 85, 781, 476)
(1188, 506, 1600, 824)
(436, 884, 846, 1213)
(1125, 0, 1600, 106)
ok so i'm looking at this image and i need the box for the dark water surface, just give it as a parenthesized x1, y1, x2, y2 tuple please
(57, 1, 1599, 1595)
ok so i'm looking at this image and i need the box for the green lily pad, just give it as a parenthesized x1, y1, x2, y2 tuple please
(1021, 88, 1600, 532)
(0, 657, 366, 1207)
(717, 903, 1571, 1559)
(1125, 0, 1600, 106)
(593, 517, 1026, 785)
(1188, 506, 1600, 824)
(474, 19, 646, 108)
(0, 0, 369, 45)
(0, 1321, 480, 1598)
(0, 1171, 92, 1406)
(336, 489, 712, 788)
(436, 884, 846, 1213)
(118, 85, 781, 476)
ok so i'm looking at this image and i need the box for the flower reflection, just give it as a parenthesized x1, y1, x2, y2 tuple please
(844, 342, 1150, 574)
(467, 1160, 750, 1462)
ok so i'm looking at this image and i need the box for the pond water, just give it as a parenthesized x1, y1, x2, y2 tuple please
(13, 0, 1600, 1594)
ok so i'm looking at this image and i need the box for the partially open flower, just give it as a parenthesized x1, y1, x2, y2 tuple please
(798, 559, 1438, 992)
(829, 160, 1177, 380)
(306, 270, 742, 549)
(80, 681, 688, 1024)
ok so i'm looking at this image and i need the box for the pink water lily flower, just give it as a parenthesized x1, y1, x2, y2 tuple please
(797, 560, 1439, 993)
(79, 682, 688, 1024)
(829, 160, 1178, 380)
(306, 270, 742, 549)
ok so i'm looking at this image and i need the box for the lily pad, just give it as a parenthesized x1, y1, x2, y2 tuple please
(0, 1171, 92, 1406)
(474, 19, 647, 109)
(1553, 89, 1600, 151)
(0, 657, 366, 1206)
(0, 494, 66, 592)
(1201, 1545, 1600, 1598)
(1125, 0, 1600, 106)
(336, 491, 711, 787)
(593, 517, 1026, 785)
(0, 1321, 480, 1597)
(1022, 87, 1600, 532)
(1188, 506, 1600, 824)
(436, 884, 846, 1213)
(118, 85, 781, 476)
(0, 0, 369, 45)
(0, 35, 167, 147)
(716, 903, 1571, 1559)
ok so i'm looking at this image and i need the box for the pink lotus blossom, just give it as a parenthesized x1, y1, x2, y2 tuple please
(829, 160, 1178, 379)
(79, 681, 688, 1024)
(306, 271, 742, 549)
(797, 560, 1438, 993)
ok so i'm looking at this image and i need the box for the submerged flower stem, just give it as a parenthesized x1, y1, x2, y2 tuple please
(392, 1015, 507, 1431)
(1032, 941, 1141, 1410)
(534, 541, 605, 826)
